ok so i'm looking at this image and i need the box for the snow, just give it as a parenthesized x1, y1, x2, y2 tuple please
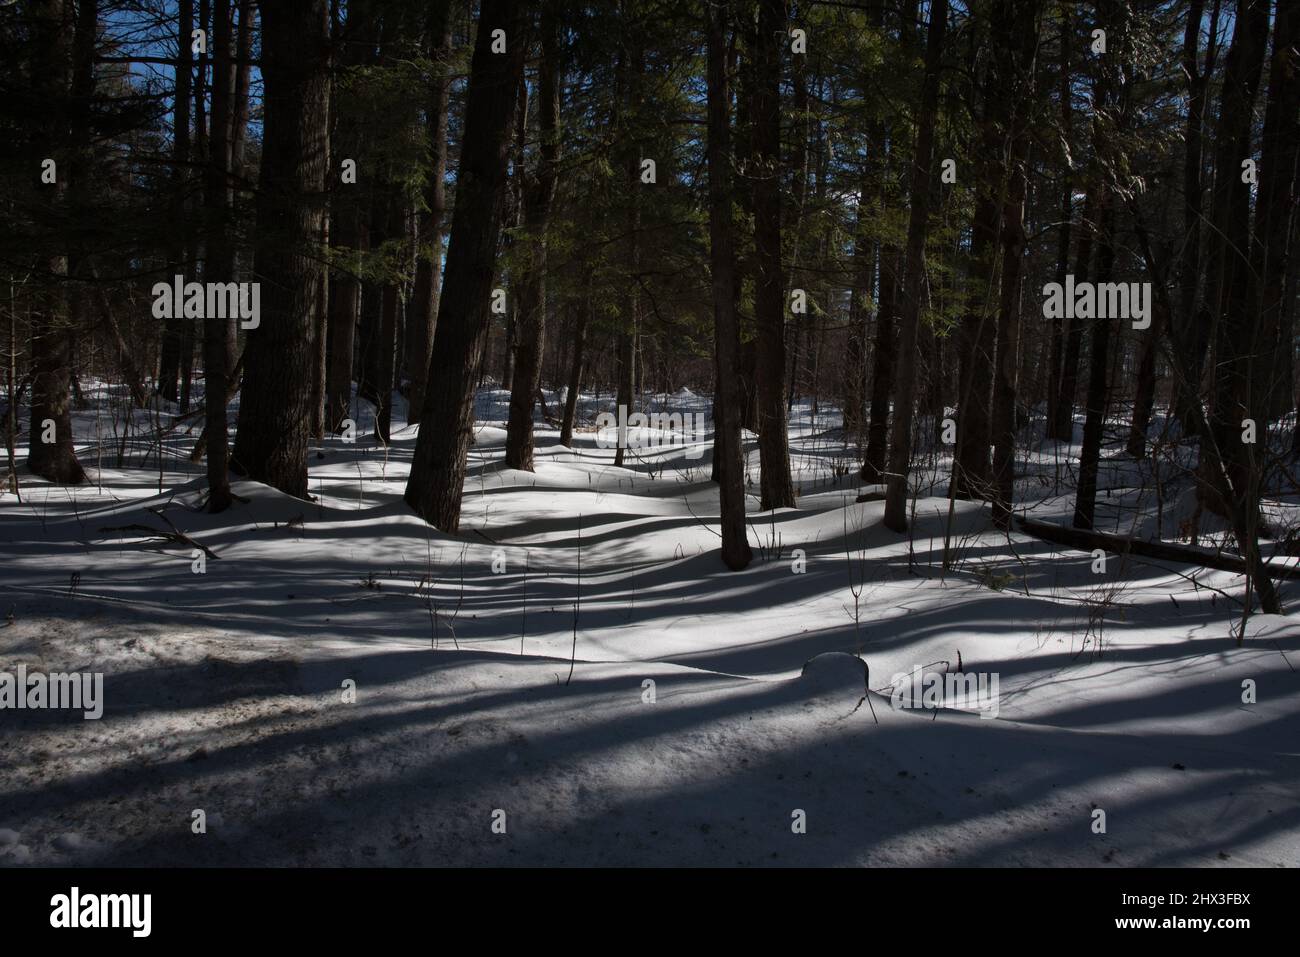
(0, 384, 1297, 866)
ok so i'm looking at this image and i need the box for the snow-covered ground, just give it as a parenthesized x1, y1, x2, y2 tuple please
(1, 383, 1297, 866)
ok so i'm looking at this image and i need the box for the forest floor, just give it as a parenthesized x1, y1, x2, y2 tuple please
(1, 384, 1298, 866)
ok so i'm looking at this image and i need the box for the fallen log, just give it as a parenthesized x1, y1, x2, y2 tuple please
(1015, 517, 1299, 582)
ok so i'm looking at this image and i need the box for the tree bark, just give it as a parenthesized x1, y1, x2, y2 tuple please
(1072, 193, 1117, 531)
(1253, 0, 1300, 421)
(159, 0, 194, 404)
(404, 0, 526, 531)
(990, 0, 1039, 529)
(1044, 5, 1072, 437)
(707, 0, 753, 570)
(505, 2, 561, 472)
(883, 0, 946, 531)
(407, 1, 454, 427)
(952, 62, 1002, 499)
(1170, 0, 1215, 427)
(559, 302, 588, 448)
(230, 0, 330, 499)
(197, 0, 235, 509)
(861, 0, 899, 483)
(28, 0, 86, 485)
(1199, 0, 1276, 616)
(751, 0, 795, 510)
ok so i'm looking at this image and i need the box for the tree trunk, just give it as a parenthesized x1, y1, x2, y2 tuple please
(197, 0, 235, 510)
(407, 1, 454, 427)
(505, 2, 561, 472)
(559, 302, 588, 448)
(883, 0, 946, 531)
(28, 0, 86, 485)
(404, 0, 526, 531)
(707, 0, 753, 570)
(1126, 297, 1170, 459)
(159, 0, 194, 404)
(860, 0, 897, 483)
(323, 0, 375, 432)
(1170, 0, 1215, 428)
(862, 246, 898, 482)
(952, 85, 1001, 498)
(842, 165, 874, 441)
(500, 70, 530, 395)
(1200, 0, 1276, 616)
(231, 0, 254, 177)
(312, 207, 330, 440)
(1049, 183, 1094, 442)
(751, 0, 795, 510)
(990, 0, 1039, 529)
(325, 202, 361, 432)
(1253, 0, 1300, 421)
(1044, 5, 1071, 437)
(375, 274, 397, 443)
(230, 0, 330, 498)
(1072, 192, 1117, 531)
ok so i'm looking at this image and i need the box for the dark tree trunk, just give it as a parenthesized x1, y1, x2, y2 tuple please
(612, 43, 641, 469)
(311, 14, 330, 444)
(312, 207, 330, 440)
(860, 0, 896, 483)
(1253, 0, 1300, 420)
(404, 0, 526, 531)
(159, 0, 194, 404)
(230, 0, 330, 499)
(323, 0, 375, 432)
(559, 302, 588, 448)
(1126, 298, 1169, 459)
(325, 203, 361, 432)
(28, 0, 86, 485)
(990, 0, 1040, 529)
(739, 338, 761, 433)
(375, 274, 397, 443)
(1044, 5, 1071, 437)
(1171, 0, 1215, 427)
(883, 0, 946, 531)
(505, 2, 561, 472)
(407, 1, 454, 427)
(614, 328, 634, 466)
(862, 246, 898, 482)
(842, 166, 874, 441)
(751, 0, 795, 510)
(231, 0, 253, 178)
(1127, 11, 1166, 462)
(355, 193, 386, 409)
(952, 83, 1001, 498)
(199, 0, 235, 510)
(500, 70, 530, 394)
(707, 0, 753, 570)
(1050, 184, 1098, 442)
(1201, 0, 1278, 614)
(1072, 194, 1117, 531)
(194, 0, 208, 208)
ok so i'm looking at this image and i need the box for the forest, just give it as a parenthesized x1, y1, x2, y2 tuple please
(0, 0, 1297, 869)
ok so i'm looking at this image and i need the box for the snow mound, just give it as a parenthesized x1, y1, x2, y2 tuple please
(798, 652, 867, 699)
